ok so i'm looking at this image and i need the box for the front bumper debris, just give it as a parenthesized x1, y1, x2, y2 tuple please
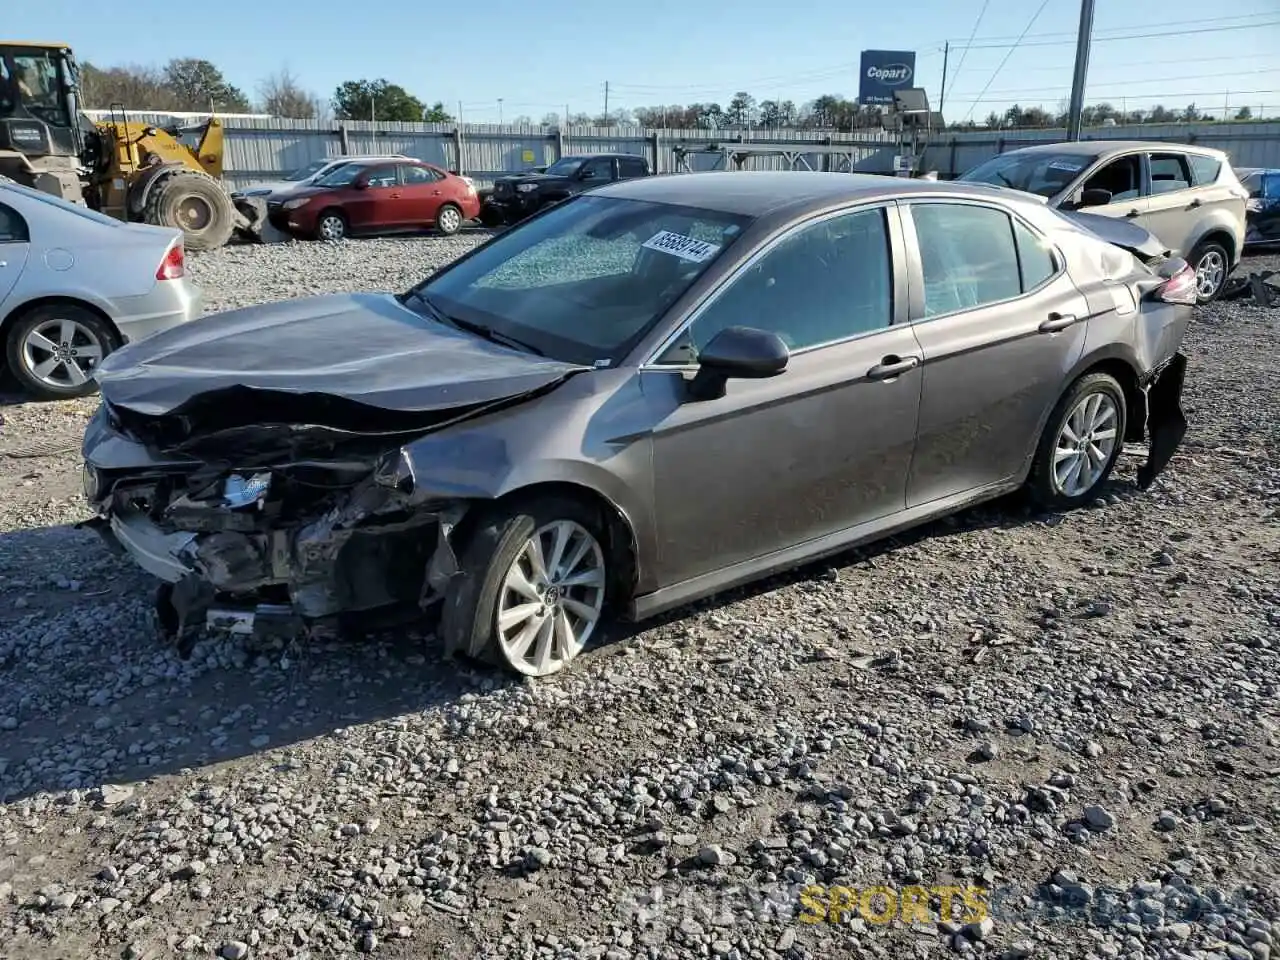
(1137, 351, 1188, 491)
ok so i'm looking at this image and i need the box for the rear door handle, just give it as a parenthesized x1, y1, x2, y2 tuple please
(389, 192, 402, 198)
(1039, 312, 1079, 333)
(866, 355, 920, 381)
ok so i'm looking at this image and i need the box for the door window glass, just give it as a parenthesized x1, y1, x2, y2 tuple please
(1187, 154, 1222, 186)
(1081, 155, 1143, 202)
(1013, 219, 1057, 290)
(400, 164, 440, 184)
(912, 203, 1022, 317)
(1149, 153, 1193, 195)
(618, 157, 647, 178)
(0, 201, 29, 242)
(580, 158, 613, 182)
(657, 207, 892, 363)
(364, 166, 398, 188)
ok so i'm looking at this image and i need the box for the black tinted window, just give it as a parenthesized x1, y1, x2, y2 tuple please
(580, 158, 612, 181)
(1013, 220, 1056, 290)
(619, 157, 647, 178)
(1149, 154, 1192, 194)
(0, 201, 28, 242)
(912, 203, 1021, 317)
(679, 207, 892, 356)
(1187, 154, 1222, 186)
(1081, 155, 1142, 202)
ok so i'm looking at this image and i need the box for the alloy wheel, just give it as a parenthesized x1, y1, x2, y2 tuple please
(1052, 392, 1119, 498)
(318, 215, 346, 241)
(1194, 248, 1226, 299)
(496, 520, 606, 677)
(20, 317, 106, 390)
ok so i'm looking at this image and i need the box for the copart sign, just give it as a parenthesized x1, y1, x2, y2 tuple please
(858, 50, 917, 105)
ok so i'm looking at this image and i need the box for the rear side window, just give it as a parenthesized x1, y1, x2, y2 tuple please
(1188, 154, 1222, 186)
(911, 203, 1023, 317)
(1149, 154, 1193, 194)
(618, 157, 647, 178)
(401, 164, 442, 184)
(1013, 220, 1057, 290)
(0, 201, 29, 242)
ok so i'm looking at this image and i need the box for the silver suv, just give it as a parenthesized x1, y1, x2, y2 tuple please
(960, 141, 1248, 302)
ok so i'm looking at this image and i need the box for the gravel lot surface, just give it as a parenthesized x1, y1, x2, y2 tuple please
(0, 236, 1277, 960)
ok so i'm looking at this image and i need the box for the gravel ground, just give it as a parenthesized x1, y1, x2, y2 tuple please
(0, 236, 1277, 960)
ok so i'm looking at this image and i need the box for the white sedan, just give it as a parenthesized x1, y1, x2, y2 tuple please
(1, 180, 202, 400)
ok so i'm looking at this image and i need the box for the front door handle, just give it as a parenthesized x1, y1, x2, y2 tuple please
(1124, 208, 1141, 218)
(866, 355, 920, 381)
(1039, 312, 1079, 333)
(389, 192, 402, 199)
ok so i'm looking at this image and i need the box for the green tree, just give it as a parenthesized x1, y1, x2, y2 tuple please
(423, 101, 455, 122)
(726, 91, 757, 126)
(332, 79, 424, 122)
(163, 58, 250, 112)
(1235, 105, 1253, 121)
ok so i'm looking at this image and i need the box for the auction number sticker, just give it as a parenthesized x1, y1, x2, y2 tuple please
(642, 230, 720, 263)
(1048, 159, 1085, 172)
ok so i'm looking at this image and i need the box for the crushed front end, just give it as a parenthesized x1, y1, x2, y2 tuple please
(79, 401, 467, 653)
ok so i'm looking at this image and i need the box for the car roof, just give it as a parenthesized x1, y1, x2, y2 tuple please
(591, 170, 1035, 218)
(340, 157, 429, 167)
(998, 140, 1224, 159)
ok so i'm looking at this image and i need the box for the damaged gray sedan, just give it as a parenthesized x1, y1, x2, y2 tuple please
(81, 172, 1194, 677)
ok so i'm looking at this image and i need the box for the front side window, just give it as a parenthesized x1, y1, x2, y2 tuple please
(1081, 155, 1143, 203)
(0, 48, 71, 126)
(1149, 153, 1193, 194)
(580, 158, 613, 182)
(314, 164, 364, 187)
(657, 207, 893, 363)
(415, 195, 750, 365)
(911, 203, 1023, 318)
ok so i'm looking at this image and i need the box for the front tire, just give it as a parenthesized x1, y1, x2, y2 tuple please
(442, 497, 610, 677)
(314, 209, 348, 242)
(1027, 373, 1127, 510)
(4, 303, 117, 400)
(1189, 239, 1230, 303)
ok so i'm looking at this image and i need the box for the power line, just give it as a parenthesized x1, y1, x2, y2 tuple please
(950, 89, 1279, 108)
(959, 18, 1280, 51)
(947, 0, 992, 91)
(949, 66, 1280, 99)
(963, 0, 1054, 123)
(932, 10, 1274, 46)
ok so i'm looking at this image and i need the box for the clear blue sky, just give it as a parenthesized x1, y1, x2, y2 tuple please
(11, 0, 1280, 122)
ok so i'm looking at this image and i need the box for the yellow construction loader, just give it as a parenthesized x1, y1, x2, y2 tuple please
(0, 41, 264, 249)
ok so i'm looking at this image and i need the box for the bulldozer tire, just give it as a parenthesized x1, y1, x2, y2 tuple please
(143, 171, 236, 251)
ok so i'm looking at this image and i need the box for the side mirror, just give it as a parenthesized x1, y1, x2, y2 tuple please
(1079, 187, 1113, 207)
(687, 326, 789, 402)
(352, 179, 369, 190)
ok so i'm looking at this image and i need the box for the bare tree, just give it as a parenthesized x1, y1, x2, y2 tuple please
(258, 67, 324, 119)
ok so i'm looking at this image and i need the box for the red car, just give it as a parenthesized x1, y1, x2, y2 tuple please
(267, 159, 481, 241)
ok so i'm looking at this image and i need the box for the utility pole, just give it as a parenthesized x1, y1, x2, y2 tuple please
(497, 98, 504, 125)
(458, 100, 464, 125)
(565, 104, 570, 127)
(603, 81, 609, 123)
(370, 95, 376, 146)
(1066, 0, 1096, 140)
(939, 41, 950, 117)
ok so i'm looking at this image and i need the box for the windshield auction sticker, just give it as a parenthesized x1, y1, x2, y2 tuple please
(642, 231, 720, 263)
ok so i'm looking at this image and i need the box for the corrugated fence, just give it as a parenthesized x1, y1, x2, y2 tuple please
(105, 114, 1280, 186)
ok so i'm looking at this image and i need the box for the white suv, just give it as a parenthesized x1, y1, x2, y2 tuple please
(960, 141, 1248, 302)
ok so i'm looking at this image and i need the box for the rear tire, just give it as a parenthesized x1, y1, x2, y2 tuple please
(1189, 239, 1230, 303)
(1027, 372, 1128, 511)
(435, 202, 464, 236)
(442, 496, 610, 678)
(4, 303, 117, 400)
(143, 171, 236, 251)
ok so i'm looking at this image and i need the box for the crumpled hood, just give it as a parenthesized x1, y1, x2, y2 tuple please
(1061, 210, 1170, 262)
(94, 292, 588, 419)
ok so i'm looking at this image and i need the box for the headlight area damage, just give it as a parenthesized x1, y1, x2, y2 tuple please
(79, 380, 576, 657)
